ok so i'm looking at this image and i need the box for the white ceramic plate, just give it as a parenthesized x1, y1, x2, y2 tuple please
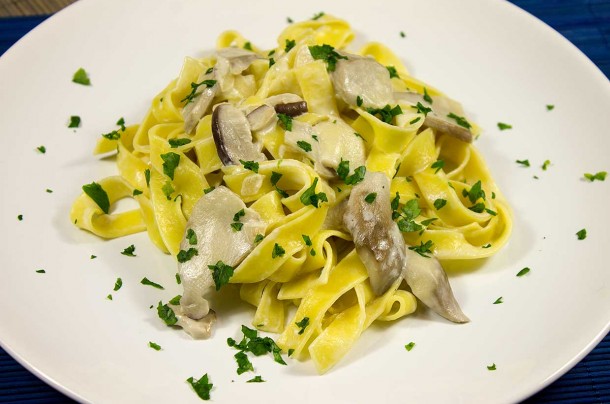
(1, 0, 609, 402)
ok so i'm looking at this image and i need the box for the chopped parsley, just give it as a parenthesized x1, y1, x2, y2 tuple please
(272, 243, 285, 259)
(208, 261, 234, 290)
(203, 186, 215, 194)
(516, 267, 530, 277)
(469, 203, 486, 213)
(235, 351, 254, 374)
(270, 171, 282, 186)
(487, 363, 497, 371)
(161, 152, 180, 180)
(36, 145, 46, 153)
(141, 277, 164, 290)
(186, 373, 213, 400)
(231, 222, 244, 231)
(177, 248, 199, 263)
(482, 243, 492, 249)
(493, 297, 503, 304)
(90, 255, 96, 259)
(408, 240, 434, 258)
(295, 317, 310, 334)
(268, 57, 275, 67)
(176, 273, 181, 284)
(302, 234, 312, 246)
(584, 171, 607, 182)
(311, 11, 325, 20)
(308, 44, 347, 72)
(542, 160, 551, 170)
(243, 42, 253, 50)
(284, 39, 296, 53)
(447, 112, 472, 129)
(277, 113, 293, 131)
(297, 140, 312, 152)
(227, 326, 287, 370)
(254, 234, 264, 244)
(240, 160, 259, 173)
(411, 102, 432, 116)
(463, 180, 486, 203)
(157, 301, 177, 326)
(434, 198, 447, 210)
(395, 199, 423, 233)
(287, 17, 293, 23)
(107, 294, 113, 300)
(113, 278, 122, 291)
(116, 117, 126, 131)
(423, 87, 433, 104)
(300, 178, 328, 208)
(17, 214, 23, 221)
(404, 342, 415, 351)
(400, 31, 406, 38)
(576, 229, 587, 240)
(386, 65, 399, 79)
(247, 376, 265, 383)
(336, 159, 366, 185)
(181, 80, 217, 104)
(121, 244, 136, 257)
(356, 95, 363, 107)
(169, 295, 182, 305)
(133, 189, 143, 196)
(367, 104, 403, 124)
(82, 182, 110, 213)
(102, 130, 120, 140)
(148, 341, 161, 351)
(68, 116, 81, 128)
(35, 269, 45, 274)
(186, 228, 197, 245)
(409, 117, 421, 125)
(516, 159, 530, 167)
(233, 209, 245, 222)
(546, 104, 555, 111)
(497, 122, 512, 130)
(169, 138, 191, 148)
(365, 192, 377, 204)
(431, 160, 444, 174)
(144, 168, 151, 187)
(72, 68, 91, 85)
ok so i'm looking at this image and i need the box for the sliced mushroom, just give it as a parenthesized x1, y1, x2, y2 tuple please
(274, 101, 308, 117)
(331, 54, 394, 109)
(265, 93, 304, 107)
(314, 119, 366, 171)
(282, 120, 335, 179)
(394, 91, 473, 143)
(182, 70, 218, 135)
(343, 171, 405, 295)
(212, 103, 267, 165)
(216, 47, 262, 75)
(402, 248, 469, 323)
(178, 186, 267, 325)
(247, 105, 277, 132)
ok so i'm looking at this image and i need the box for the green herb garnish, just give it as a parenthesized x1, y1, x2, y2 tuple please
(68, 116, 81, 128)
(423, 87, 432, 104)
(447, 112, 472, 129)
(272, 243, 285, 259)
(36, 269, 45, 274)
(411, 102, 432, 116)
(141, 277, 164, 290)
(312, 11, 325, 20)
(181, 80, 217, 105)
(121, 244, 136, 257)
(516, 159, 530, 167)
(493, 297, 503, 304)
(82, 182, 110, 213)
(386, 66, 399, 78)
(72, 68, 91, 85)
(542, 160, 551, 170)
(247, 376, 265, 383)
(576, 229, 587, 240)
(160, 152, 180, 180)
(297, 140, 312, 152)
(356, 95, 363, 107)
(487, 363, 497, 371)
(208, 261, 234, 290)
(434, 198, 447, 210)
(365, 193, 377, 204)
(408, 240, 434, 258)
(169, 138, 191, 148)
(584, 171, 607, 182)
(162, 180, 175, 200)
(497, 122, 512, 130)
(431, 160, 444, 174)
(240, 160, 259, 173)
(405, 342, 415, 351)
(308, 44, 347, 71)
(186, 228, 197, 245)
(186, 373, 213, 400)
(300, 178, 327, 208)
(516, 267, 530, 277)
(285, 39, 296, 53)
(114, 278, 122, 291)
(296, 317, 310, 334)
(367, 104, 403, 124)
(177, 248, 198, 263)
(157, 301, 177, 326)
(36, 145, 46, 153)
(277, 113, 293, 131)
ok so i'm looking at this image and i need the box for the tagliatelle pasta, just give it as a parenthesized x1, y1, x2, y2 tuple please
(70, 14, 512, 373)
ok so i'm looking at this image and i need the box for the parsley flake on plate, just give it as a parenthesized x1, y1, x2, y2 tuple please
(121, 244, 136, 257)
(584, 171, 606, 182)
(157, 301, 177, 326)
(386, 65, 400, 79)
(113, 278, 122, 291)
(35, 269, 45, 274)
(576, 229, 587, 240)
(497, 122, 512, 130)
(493, 297, 503, 304)
(149, 341, 161, 351)
(141, 277, 164, 290)
(247, 375, 266, 383)
(68, 115, 81, 128)
(72, 68, 91, 85)
(405, 342, 415, 351)
(487, 363, 497, 371)
(36, 145, 46, 154)
(516, 267, 530, 277)
(186, 373, 213, 400)
(516, 159, 530, 167)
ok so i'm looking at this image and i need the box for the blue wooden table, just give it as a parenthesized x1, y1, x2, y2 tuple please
(0, 1, 609, 402)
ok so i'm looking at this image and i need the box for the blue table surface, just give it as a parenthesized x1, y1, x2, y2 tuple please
(1, 1, 609, 403)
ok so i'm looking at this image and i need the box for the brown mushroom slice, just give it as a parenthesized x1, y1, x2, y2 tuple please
(394, 91, 473, 143)
(182, 71, 218, 135)
(274, 101, 308, 117)
(331, 54, 394, 109)
(343, 171, 405, 295)
(314, 119, 366, 171)
(178, 186, 267, 327)
(216, 47, 262, 75)
(212, 103, 266, 165)
(402, 248, 470, 323)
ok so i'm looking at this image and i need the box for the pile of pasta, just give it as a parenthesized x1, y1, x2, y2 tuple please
(71, 14, 512, 373)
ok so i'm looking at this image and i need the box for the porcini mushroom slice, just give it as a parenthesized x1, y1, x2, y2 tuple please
(402, 248, 469, 323)
(343, 171, 405, 295)
(178, 186, 267, 325)
(216, 47, 262, 75)
(331, 55, 394, 109)
(274, 101, 308, 117)
(246, 105, 277, 132)
(282, 120, 335, 179)
(314, 119, 366, 172)
(265, 93, 304, 107)
(394, 91, 473, 143)
(182, 71, 218, 135)
(212, 103, 266, 165)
